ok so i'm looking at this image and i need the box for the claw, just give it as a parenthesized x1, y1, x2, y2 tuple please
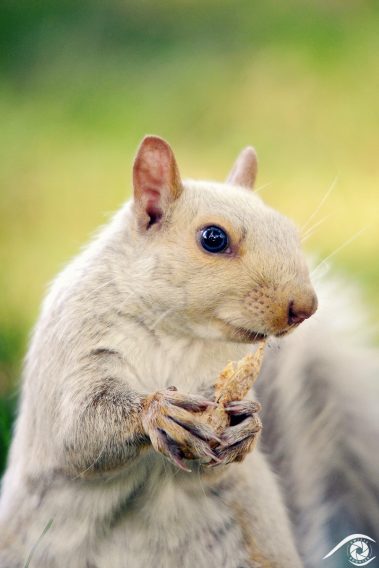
(168, 453, 192, 473)
(214, 435, 258, 466)
(221, 417, 262, 447)
(224, 400, 261, 415)
(168, 415, 222, 445)
(202, 447, 223, 463)
(157, 429, 192, 472)
(207, 459, 227, 469)
(166, 393, 217, 412)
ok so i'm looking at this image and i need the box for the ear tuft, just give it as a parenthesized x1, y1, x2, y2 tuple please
(226, 146, 258, 189)
(133, 135, 182, 230)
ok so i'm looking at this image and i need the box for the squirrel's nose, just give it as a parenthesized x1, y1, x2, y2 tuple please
(288, 294, 318, 326)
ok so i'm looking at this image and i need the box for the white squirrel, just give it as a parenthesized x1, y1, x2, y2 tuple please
(0, 136, 378, 568)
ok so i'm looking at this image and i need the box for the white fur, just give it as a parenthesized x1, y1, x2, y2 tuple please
(0, 176, 377, 568)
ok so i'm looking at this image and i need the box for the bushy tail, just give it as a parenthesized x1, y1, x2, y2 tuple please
(257, 277, 379, 567)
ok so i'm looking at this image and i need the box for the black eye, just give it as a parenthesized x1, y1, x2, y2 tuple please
(200, 226, 229, 253)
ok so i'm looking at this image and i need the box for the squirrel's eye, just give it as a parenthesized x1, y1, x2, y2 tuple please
(200, 226, 229, 253)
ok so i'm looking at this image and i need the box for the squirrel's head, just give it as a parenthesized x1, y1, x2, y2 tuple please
(130, 135, 317, 343)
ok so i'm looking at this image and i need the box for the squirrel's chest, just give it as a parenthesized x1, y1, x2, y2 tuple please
(92, 471, 255, 568)
(122, 333, 249, 393)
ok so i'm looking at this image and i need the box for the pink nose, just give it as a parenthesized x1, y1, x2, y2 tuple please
(288, 297, 317, 326)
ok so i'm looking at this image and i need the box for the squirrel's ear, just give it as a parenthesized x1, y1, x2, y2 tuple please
(133, 135, 183, 230)
(226, 146, 258, 189)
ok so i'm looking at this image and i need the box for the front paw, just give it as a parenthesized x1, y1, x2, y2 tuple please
(210, 400, 262, 467)
(142, 388, 222, 472)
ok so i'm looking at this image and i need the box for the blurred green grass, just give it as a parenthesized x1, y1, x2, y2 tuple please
(0, 0, 378, 470)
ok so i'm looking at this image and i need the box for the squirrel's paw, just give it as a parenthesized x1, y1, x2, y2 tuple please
(210, 400, 262, 467)
(142, 388, 222, 472)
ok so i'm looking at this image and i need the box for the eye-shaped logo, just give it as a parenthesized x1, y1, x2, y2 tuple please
(323, 534, 376, 566)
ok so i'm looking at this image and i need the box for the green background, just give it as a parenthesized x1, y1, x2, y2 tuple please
(0, 0, 378, 473)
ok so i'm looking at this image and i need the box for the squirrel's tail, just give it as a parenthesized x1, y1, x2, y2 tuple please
(257, 276, 379, 568)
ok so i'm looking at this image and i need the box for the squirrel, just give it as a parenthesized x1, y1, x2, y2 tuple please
(0, 135, 378, 568)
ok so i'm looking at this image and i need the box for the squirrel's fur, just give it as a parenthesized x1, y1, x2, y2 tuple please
(0, 136, 377, 568)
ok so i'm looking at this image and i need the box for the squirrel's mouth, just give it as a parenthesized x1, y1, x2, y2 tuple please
(231, 326, 296, 342)
(215, 318, 268, 343)
(215, 317, 298, 343)
(234, 327, 268, 342)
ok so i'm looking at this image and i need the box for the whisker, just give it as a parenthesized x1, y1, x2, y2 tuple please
(254, 181, 272, 194)
(24, 518, 54, 568)
(71, 440, 108, 481)
(81, 279, 115, 302)
(150, 308, 174, 331)
(196, 467, 209, 500)
(311, 226, 367, 276)
(301, 177, 338, 233)
(301, 214, 330, 242)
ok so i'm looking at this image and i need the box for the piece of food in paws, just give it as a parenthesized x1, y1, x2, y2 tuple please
(204, 339, 267, 433)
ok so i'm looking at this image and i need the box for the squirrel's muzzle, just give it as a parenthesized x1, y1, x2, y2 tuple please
(245, 281, 318, 338)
